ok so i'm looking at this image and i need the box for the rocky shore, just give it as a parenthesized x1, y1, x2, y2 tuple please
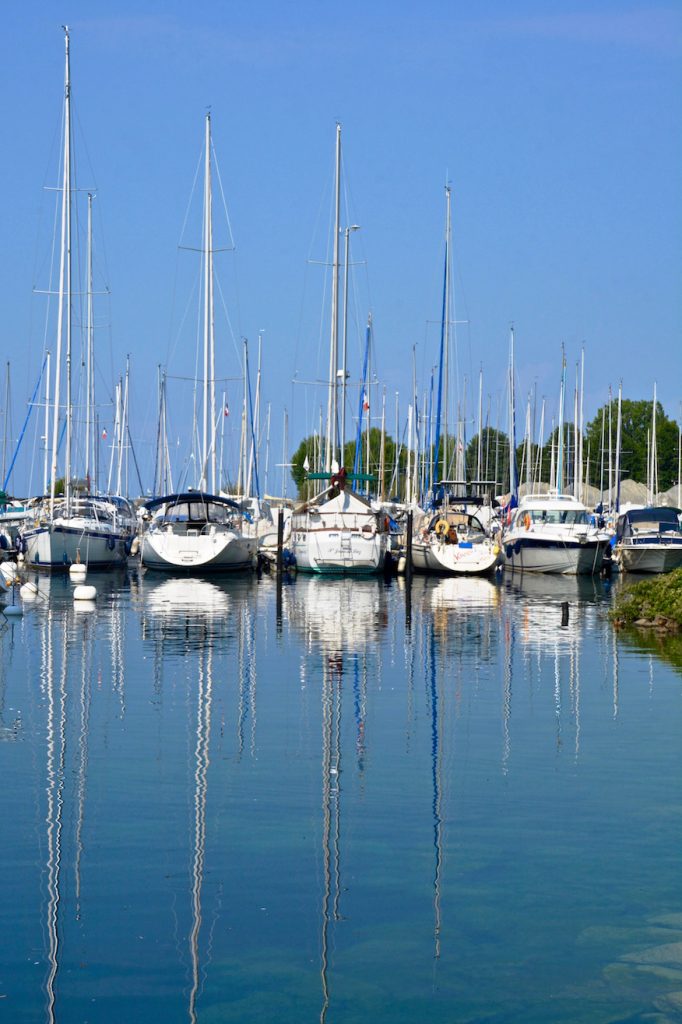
(611, 568, 682, 633)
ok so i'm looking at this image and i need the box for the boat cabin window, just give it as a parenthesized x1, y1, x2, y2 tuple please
(160, 501, 235, 524)
(523, 509, 589, 526)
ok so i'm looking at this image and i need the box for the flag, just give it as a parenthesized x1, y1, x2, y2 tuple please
(224, 402, 229, 417)
(303, 455, 310, 471)
(102, 428, 108, 440)
(362, 391, 369, 411)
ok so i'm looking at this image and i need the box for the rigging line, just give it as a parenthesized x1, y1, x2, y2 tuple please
(210, 137, 237, 252)
(213, 272, 242, 368)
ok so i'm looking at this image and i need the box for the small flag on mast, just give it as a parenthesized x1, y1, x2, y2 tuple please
(102, 427, 108, 440)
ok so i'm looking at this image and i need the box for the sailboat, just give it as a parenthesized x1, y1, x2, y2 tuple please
(409, 189, 501, 576)
(140, 113, 256, 573)
(21, 29, 129, 570)
(290, 126, 388, 575)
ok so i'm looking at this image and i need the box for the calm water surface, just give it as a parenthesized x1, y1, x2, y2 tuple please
(1, 567, 681, 1023)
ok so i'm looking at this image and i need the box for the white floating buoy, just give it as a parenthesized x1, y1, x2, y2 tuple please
(73, 584, 97, 602)
(397, 556, 407, 575)
(129, 535, 140, 557)
(69, 562, 87, 581)
(0, 561, 19, 583)
(4, 603, 23, 617)
(20, 582, 39, 602)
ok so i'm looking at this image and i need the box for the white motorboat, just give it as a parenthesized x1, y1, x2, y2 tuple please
(615, 506, 682, 573)
(140, 493, 256, 572)
(502, 493, 609, 575)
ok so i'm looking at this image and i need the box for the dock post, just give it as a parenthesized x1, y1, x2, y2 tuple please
(276, 508, 284, 575)
(405, 510, 413, 584)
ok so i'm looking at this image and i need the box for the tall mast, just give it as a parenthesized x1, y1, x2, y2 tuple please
(85, 192, 94, 491)
(508, 327, 518, 502)
(614, 381, 622, 512)
(442, 185, 451, 481)
(578, 346, 585, 501)
(325, 123, 341, 472)
(556, 345, 566, 496)
(201, 112, 215, 492)
(43, 351, 51, 495)
(651, 382, 658, 502)
(432, 184, 450, 493)
(49, 26, 72, 513)
(476, 366, 483, 483)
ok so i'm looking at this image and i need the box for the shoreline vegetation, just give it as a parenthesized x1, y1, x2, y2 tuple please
(611, 568, 682, 634)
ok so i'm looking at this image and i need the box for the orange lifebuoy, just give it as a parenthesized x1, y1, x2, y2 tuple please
(434, 518, 449, 538)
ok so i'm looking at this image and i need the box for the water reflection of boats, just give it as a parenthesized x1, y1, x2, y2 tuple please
(414, 574, 502, 612)
(140, 576, 235, 654)
(37, 597, 98, 1022)
(502, 572, 600, 653)
(187, 635, 213, 1021)
(284, 575, 389, 654)
(143, 577, 231, 618)
(503, 570, 606, 604)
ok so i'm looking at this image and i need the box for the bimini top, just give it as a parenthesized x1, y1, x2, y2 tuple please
(143, 492, 243, 513)
(616, 506, 682, 539)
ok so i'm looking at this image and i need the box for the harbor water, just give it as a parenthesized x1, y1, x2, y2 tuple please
(1, 568, 681, 1022)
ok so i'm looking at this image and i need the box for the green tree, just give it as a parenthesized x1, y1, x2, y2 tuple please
(291, 429, 407, 499)
(465, 428, 510, 485)
(584, 400, 680, 491)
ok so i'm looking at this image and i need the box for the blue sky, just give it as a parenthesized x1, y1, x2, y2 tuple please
(2, 2, 681, 494)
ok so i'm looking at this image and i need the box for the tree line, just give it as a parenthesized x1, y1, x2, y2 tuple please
(291, 399, 681, 498)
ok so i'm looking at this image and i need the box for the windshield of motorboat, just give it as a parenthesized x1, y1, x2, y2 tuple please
(522, 508, 590, 526)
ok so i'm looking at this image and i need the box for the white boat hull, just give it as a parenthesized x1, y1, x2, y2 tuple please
(292, 529, 387, 575)
(141, 526, 256, 572)
(412, 538, 501, 576)
(22, 523, 128, 570)
(503, 535, 606, 575)
(619, 542, 682, 574)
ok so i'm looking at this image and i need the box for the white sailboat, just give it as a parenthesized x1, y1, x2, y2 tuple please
(21, 29, 129, 570)
(141, 113, 256, 573)
(411, 491, 503, 576)
(291, 471, 389, 574)
(290, 125, 388, 575)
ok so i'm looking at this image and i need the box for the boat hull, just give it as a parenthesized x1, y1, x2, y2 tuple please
(292, 529, 386, 575)
(503, 535, 606, 575)
(412, 539, 501, 576)
(141, 527, 256, 572)
(619, 542, 682, 574)
(22, 523, 129, 570)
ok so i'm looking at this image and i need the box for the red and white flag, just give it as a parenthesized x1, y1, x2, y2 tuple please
(362, 391, 370, 411)
(224, 402, 229, 417)
(102, 427, 108, 440)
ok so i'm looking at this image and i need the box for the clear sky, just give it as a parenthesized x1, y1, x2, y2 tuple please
(2, 1, 681, 495)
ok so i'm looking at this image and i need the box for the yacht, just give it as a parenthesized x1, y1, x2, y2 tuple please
(140, 492, 256, 572)
(502, 493, 609, 575)
(615, 506, 682, 573)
